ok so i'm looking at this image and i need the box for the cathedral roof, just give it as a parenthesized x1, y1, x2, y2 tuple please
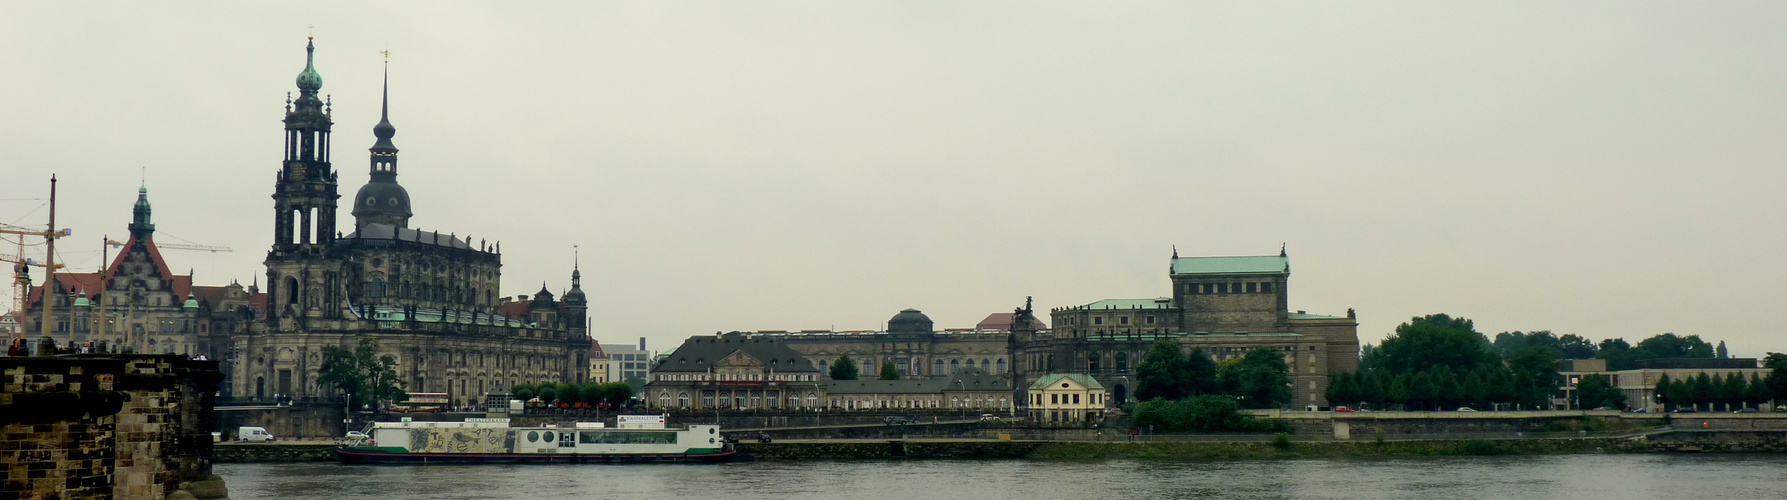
(343, 223, 475, 250)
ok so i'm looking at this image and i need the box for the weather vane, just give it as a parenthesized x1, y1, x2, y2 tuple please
(307, 25, 315, 39)
(381, 50, 390, 62)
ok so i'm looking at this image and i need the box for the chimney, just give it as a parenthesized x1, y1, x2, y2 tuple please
(638, 337, 646, 351)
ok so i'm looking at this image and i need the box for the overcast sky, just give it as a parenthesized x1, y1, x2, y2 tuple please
(4, 2, 1785, 356)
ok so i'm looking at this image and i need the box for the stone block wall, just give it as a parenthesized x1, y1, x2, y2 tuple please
(1, 354, 220, 500)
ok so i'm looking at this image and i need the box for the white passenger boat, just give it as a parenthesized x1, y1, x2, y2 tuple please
(337, 417, 742, 464)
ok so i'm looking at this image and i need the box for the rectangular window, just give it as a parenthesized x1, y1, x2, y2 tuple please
(1262, 282, 1274, 293)
(1246, 282, 1258, 293)
(1051, 394, 1059, 404)
(1073, 394, 1081, 404)
(1120, 317, 1129, 325)
(1094, 317, 1103, 325)
(1146, 317, 1155, 324)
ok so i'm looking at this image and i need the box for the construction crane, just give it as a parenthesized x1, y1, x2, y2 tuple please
(105, 238, 231, 253)
(1, 223, 70, 341)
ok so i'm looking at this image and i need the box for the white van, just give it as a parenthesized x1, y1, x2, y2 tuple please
(238, 426, 275, 442)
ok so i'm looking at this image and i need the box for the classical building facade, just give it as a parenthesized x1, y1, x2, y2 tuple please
(1026, 373, 1108, 424)
(643, 332, 825, 410)
(734, 309, 1017, 381)
(24, 187, 264, 392)
(232, 38, 589, 406)
(1019, 251, 1360, 408)
(824, 367, 1014, 411)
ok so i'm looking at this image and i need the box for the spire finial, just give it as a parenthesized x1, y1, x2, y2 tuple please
(1171, 245, 1178, 259)
(1280, 243, 1286, 257)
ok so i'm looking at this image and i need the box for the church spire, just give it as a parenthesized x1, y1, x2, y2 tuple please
(352, 53, 413, 229)
(570, 245, 582, 288)
(128, 183, 155, 241)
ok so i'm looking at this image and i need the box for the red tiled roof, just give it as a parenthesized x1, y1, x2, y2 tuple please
(589, 342, 606, 358)
(498, 301, 530, 321)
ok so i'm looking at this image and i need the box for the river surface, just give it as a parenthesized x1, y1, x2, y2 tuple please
(217, 454, 1787, 499)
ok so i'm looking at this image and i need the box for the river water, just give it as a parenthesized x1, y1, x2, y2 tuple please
(217, 454, 1787, 499)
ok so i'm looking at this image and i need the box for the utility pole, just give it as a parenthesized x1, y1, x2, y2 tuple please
(39, 176, 58, 351)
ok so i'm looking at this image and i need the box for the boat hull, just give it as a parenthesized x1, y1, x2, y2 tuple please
(337, 447, 746, 464)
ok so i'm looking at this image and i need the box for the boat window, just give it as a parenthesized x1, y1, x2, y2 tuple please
(579, 431, 678, 445)
(527, 431, 539, 442)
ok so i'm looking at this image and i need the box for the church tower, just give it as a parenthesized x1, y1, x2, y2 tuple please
(266, 36, 343, 322)
(128, 185, 155, 242)
(351, 59, 413, 229)
(562, 250, 588, 339)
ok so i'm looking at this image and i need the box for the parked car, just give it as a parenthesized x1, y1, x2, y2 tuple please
(1455, 407, 1478, 412)
(1333, 406, 1356, 413)
(1734, 407, 1760, 414)
(237, 426, 275, 442)
(1590, 407, 1615, 411)
(345, 431, 369, 439)
(978, 414, 1001, 423)
(883, 416, 909, 425)
(1674, 407, 1697, 413)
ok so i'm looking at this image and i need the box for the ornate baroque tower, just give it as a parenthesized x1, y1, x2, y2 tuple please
(562, 251, 588, 339)
(266, 36, 343, 322)
(351, 60, 413, 229)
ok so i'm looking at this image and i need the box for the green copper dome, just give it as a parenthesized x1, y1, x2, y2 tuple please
(183, 292, 199, 309)
(73, 290, 91, 308)
(295, 38, 323, 92)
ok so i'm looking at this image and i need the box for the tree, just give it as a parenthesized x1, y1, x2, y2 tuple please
(1219, 348, 1292, 409)
(830, 354, 859, 381)
(317, 337, 408, 411)
(1573, 376, 1625, 410)
(558, 382, 583, 406)
(1635, 333, 1715, 359)
(1654, 374, 1673, 410)
(1135, 341, 1217, 401)
(511, 383, 536, 402)
(1375, 314, 1500, 375)
(1745, 373, 1771, 410)
(1505, 346, 1562, 409)
(536, 382, 559, 404)
(599, 381, 635, 408)
(1691, 373, 1715, 411)
(878, 361, 899, 380)
(1716, 341, 1730, 359)
(623, 374, 647, 396)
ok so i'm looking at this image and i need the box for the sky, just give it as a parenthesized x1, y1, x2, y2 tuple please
(3, 2, 1785, 356)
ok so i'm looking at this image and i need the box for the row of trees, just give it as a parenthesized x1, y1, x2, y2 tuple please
(826, 354, 902, 381)
(1134, 341, 1292, 409)
(511, 381, 635, 408)
(1489, 330, 1730, 371)
(1655, 372, 1773, 412)
(1328, 314, 1562, 411)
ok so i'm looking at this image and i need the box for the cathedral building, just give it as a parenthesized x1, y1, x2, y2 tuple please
(232, 38, 590, 406)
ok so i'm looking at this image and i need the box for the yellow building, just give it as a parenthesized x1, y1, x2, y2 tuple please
(1027, 373, 1107, 424)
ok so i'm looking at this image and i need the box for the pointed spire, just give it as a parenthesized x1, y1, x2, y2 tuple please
(371, 58, 397, 151)
(571, 245, 582, 286)
(1280, 243, 1286, 257)
(1171, 245, 1178, 259)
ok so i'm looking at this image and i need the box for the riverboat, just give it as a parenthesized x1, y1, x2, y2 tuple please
(337, 417, 742, 464)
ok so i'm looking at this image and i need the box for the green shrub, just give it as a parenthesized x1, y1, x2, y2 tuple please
(1271, 432, 1292, 450)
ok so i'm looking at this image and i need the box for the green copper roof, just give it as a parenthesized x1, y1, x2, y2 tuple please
(1069, 298, 1175, 310)
(296, 39, 323, 92)
(1028, 373, 1106, 391)
(1170, 255, 1288, 275)
(183, 293, 199, 309)
(1288, 312, 1345, 320)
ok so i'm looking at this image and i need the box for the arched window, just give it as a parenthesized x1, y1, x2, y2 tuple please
(1115, 352, 1128, 372)
(949, 359, 959, 373)
(996, 358, 1006, 374)
(933, 359, 945, 375)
